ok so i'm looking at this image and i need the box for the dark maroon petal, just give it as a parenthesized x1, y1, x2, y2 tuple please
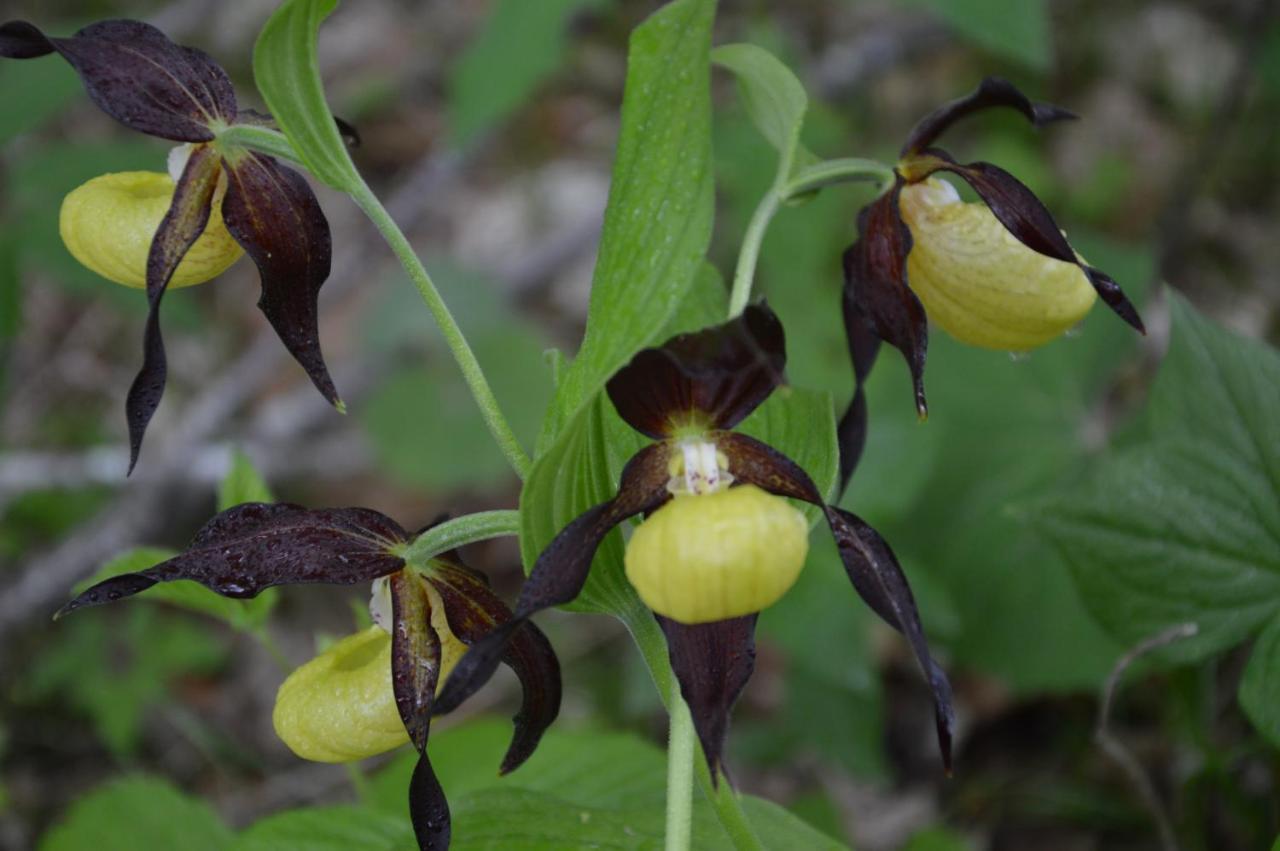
(56, 503, 407, 617)
(837, 292, 882, 495)
(409, 751, 450, 851)
(391, 571, 441, 752)
(825, 506, 954, 773)
(901, 76, 1075, 157)
(715, 430, 824, 505)
(606, 304, 786, 439)
(0, 19, 235, 141)
(220, 152, 341, 408)
(844, 180, 929, 418)
(933, 157, 1146, 335)
(125, 144, 222, 473)
(435, 443, 672, 715)
(658, 613, 758, 785)
(429, 558, 561, 775)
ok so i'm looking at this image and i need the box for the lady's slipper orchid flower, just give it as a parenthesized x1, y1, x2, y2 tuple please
(435, 305, 954, 782)
(55, 505, 561, 851)
(839, 77, 1145, 486)
(0, 20, 350, 472)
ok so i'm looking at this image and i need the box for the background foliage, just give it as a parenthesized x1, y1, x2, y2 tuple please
(2, 0, 1278, 849)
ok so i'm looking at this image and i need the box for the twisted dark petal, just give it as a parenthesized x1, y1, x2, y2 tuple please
(56, 503, 407, 617)
(436, 443, 671, 715)
(930, 156, 1145, 335)
(901, 76, 1076, 157)
(719, 431, 954, 773)
(659, 613, 758, 785)
(0, 19, 235, 141)
(125, 144, 221, 473)
(606, 303, 786, 439)
(429, 558, 561, 774)
(844, 180, 929, 419)
(390, 572, 441, 752)
(220, 152, 341, 408)
(837, 292, 882, 495)
(409, 751, 450, 851)
(825, 506, 954, 773)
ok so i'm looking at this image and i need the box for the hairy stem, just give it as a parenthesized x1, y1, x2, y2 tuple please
(348, 182, 532, 481)
(399, 510, 521, 564)
(622, 603, 766, 851)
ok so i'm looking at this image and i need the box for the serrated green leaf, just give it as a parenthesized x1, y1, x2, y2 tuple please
(1240, 613, 1280, 748)
(253, 0, 360, 190)
(712, 43, 812, 175)
(1032, 293, 1280, 673)
(450, 0, 610, 145)
(218, 449, 275, 510)
(519, 0, 717, 613)
(41, 776, 232, 851)
(897, 0, 1052, 70)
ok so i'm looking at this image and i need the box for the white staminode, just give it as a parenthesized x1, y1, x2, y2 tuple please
(369, 577, 392, 633)
(670, 439, 733, 496)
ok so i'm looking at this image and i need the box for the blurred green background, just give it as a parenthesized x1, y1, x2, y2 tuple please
(2, 0, 1278, 849)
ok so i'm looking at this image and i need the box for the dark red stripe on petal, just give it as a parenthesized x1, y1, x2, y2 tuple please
(126, 145, 222, 472)
(391, 572, 441, 752)
(844, 180, 929, 419)
(825, 506, 954, 773)
(607, 304, 786, 439)
(56, 503, 407, 617)
(220, 153, 340, 408)
(658, 613, 758, 785)
(2, 19, 236, 141)
(430, 560, 561, 774)
(902, 76, 1076, 157)
(409, 750, 451, 851)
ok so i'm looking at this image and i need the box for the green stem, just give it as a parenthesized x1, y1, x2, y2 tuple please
(726, 156, 896, 319)
(665, 697, 696, 851)
(399, 510, 521, 564)
(622, 604, 766, 851)
(348, 181, 532, 481)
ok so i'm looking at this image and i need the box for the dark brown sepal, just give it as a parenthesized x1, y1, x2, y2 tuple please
(390, 571, 440, 752)
(56, 503, 407, 618)
(932, 156, 1145, 335)
(837, 288, 882, 494)
(824, 506, 954, 773)
(843, 181, 928, 418)
(409, 750, 451, 851)
(429, 557, 561, 774)
(607, 304, 785, 439)
(220, 152, 341, 409)
(0, 20, 236, 141)
(658, 613, 758, 785)
(436, 442, 671, 716)
(716, 431, 824, 505)
(125, 144, 222, 473)
(901, 76, 1075, 157)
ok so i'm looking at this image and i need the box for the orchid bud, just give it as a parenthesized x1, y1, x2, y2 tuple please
(897, 177, 1097, 352)
(59, 170, 242, 289)
(624, 484, 809, 624)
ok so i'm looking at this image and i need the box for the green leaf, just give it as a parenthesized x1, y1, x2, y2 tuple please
(1240, 613, 1280, 748)
(897, 0, 1052, 70)
(218, 449, 274, 510)
(41, 776, 232, 851)
(253, 0, 360, 190)
(232, 806, 410, 851)
(449, 0, 610, 145)
(519, 0, 717, 611)
(711, 43, 812, 175)
(1032, 293, 1280, 671)
(363, 718, 845, 849)
(738, 385, 839, 522)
